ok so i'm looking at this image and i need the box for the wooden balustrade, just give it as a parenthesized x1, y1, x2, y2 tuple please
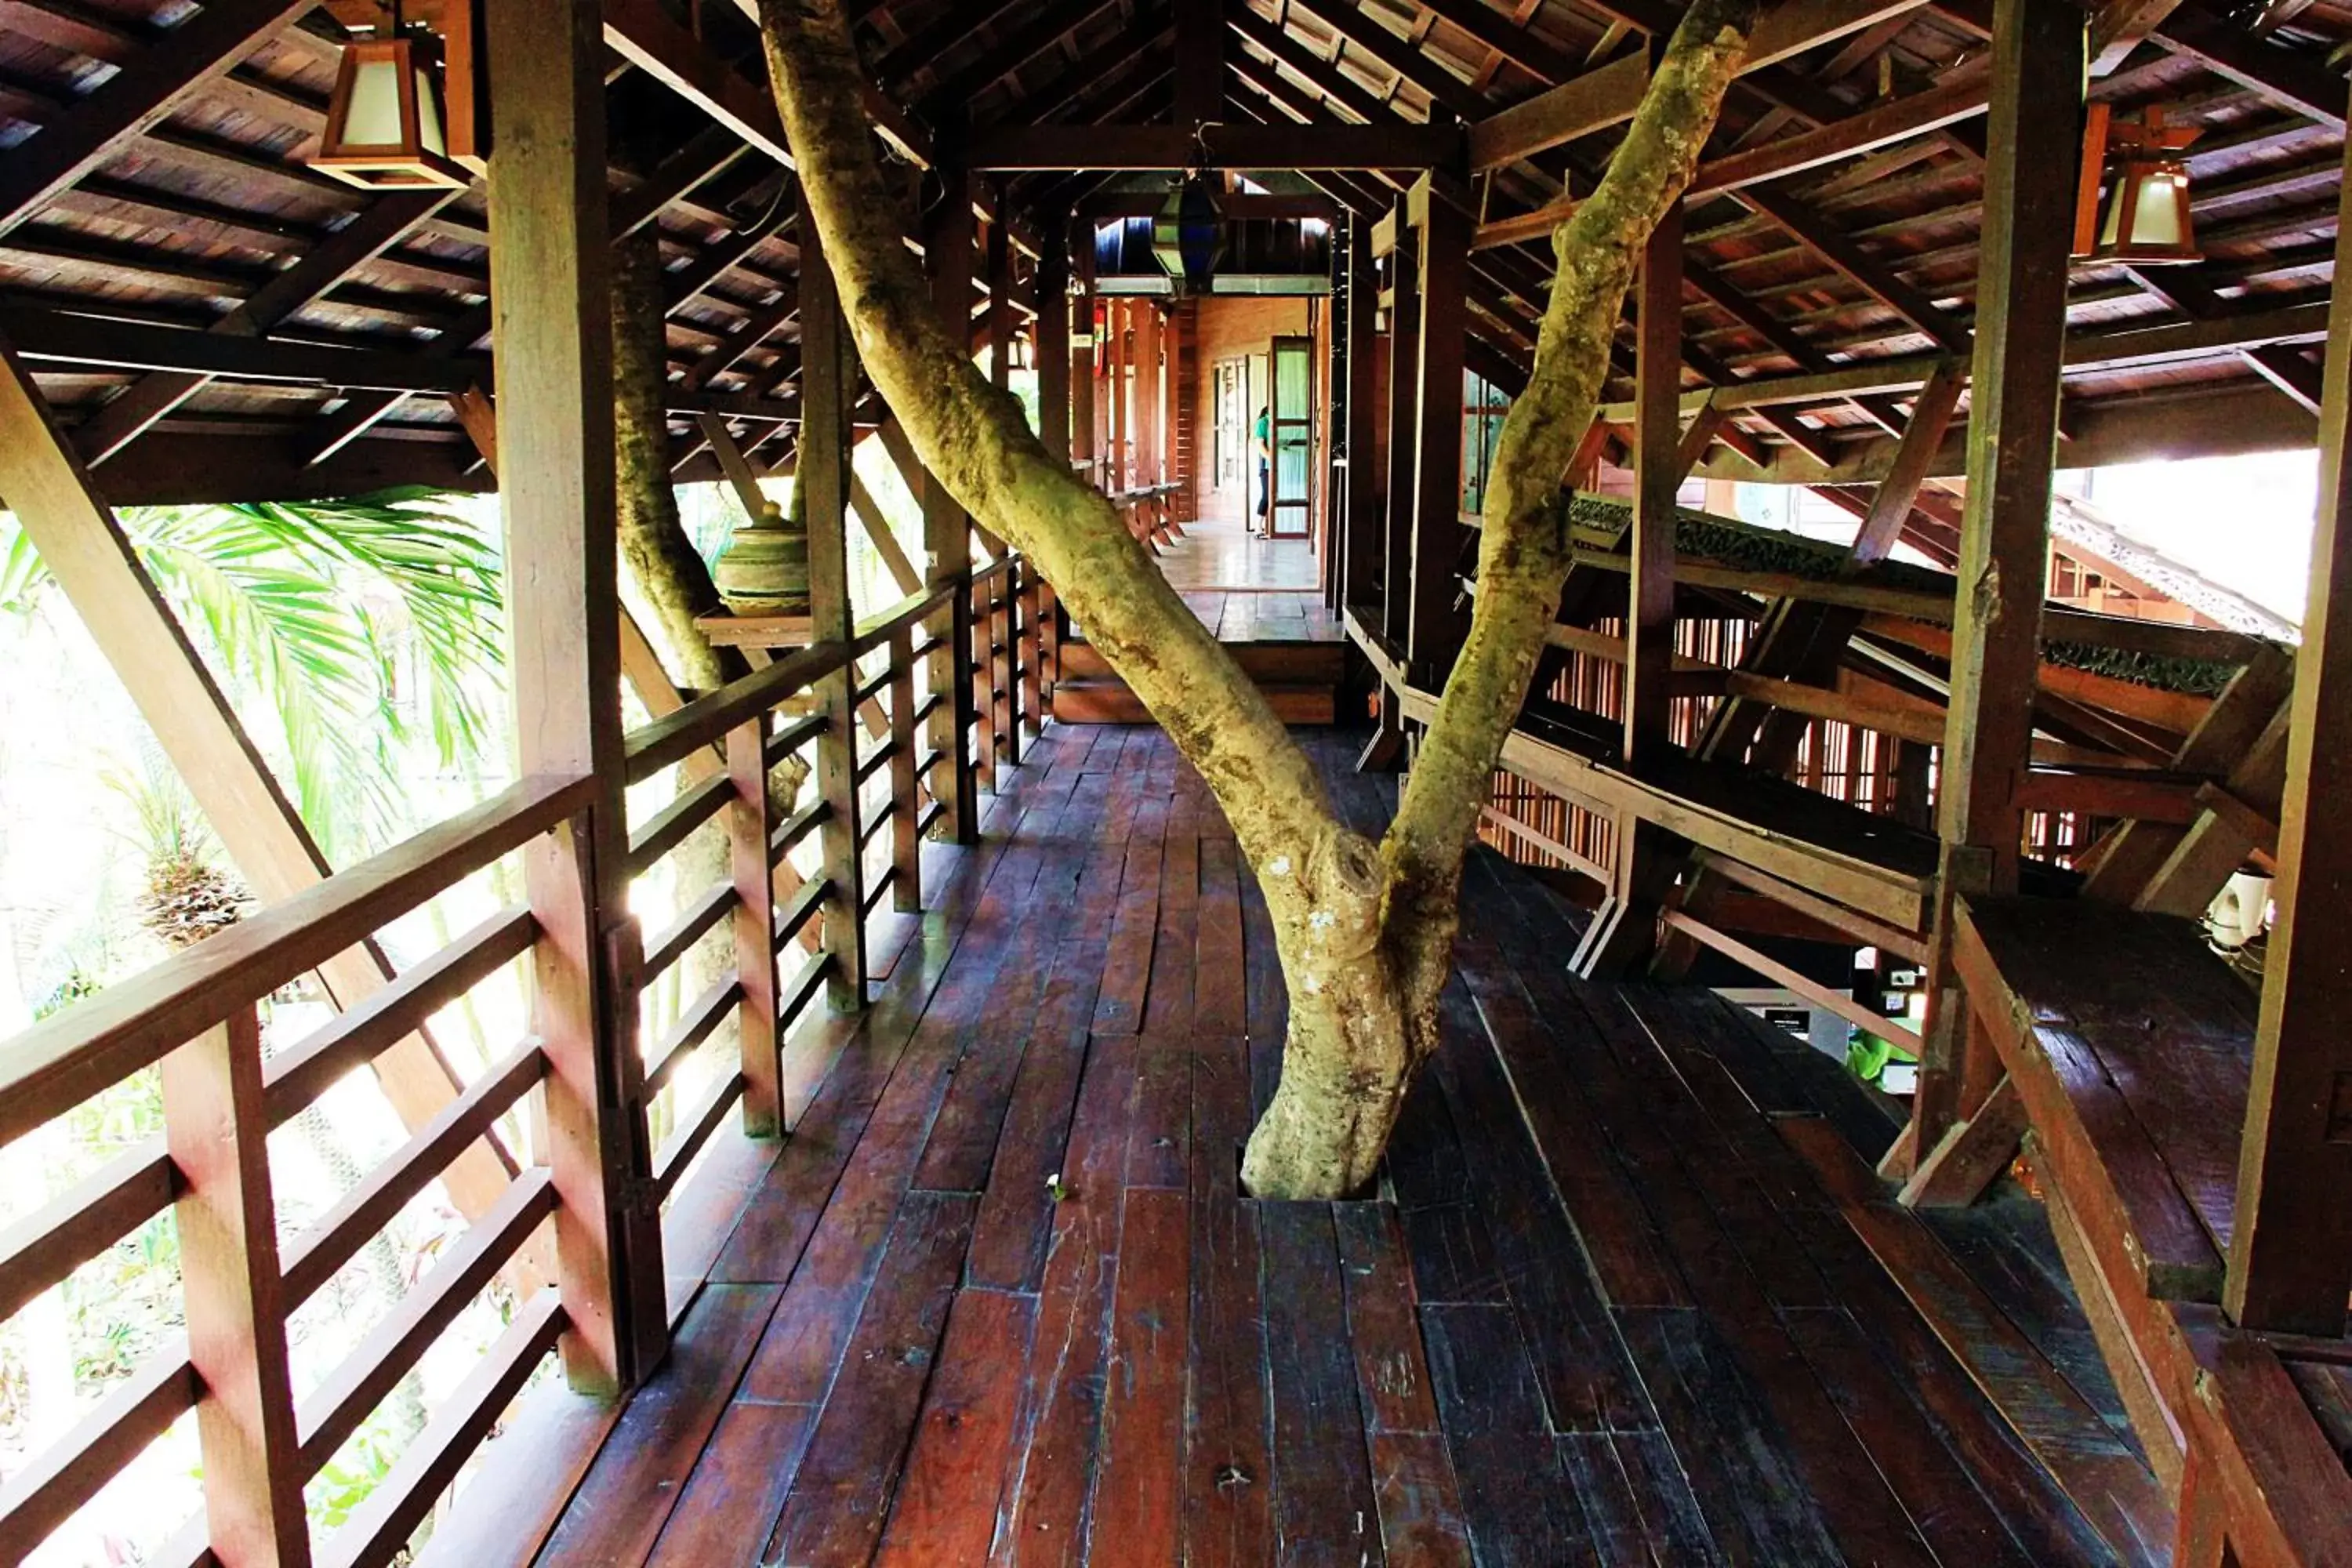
(0, 557, 1050, 1568)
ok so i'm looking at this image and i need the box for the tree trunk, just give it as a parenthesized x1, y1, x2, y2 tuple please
(756, 0, 1756, 1198)
(613, 230, 747, 695)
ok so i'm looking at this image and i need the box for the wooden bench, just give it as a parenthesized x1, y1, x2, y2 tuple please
(1953, 895, 2352, 1563)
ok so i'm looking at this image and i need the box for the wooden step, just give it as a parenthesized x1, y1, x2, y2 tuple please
(1058, 640, 1345, 684)
(1052, 678, 1338, 725)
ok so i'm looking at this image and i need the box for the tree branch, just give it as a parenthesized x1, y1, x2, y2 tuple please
(1381, 0, 1759, 1005)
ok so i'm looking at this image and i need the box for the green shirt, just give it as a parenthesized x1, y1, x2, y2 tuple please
(1254, 412, 1270, 442)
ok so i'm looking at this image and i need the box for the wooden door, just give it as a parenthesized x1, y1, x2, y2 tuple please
(1269, 336, 1315, 539)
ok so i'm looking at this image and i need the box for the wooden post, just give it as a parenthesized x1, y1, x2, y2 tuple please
(2224, 103, 2352, 1336)
(1037, 211, 1072, 463)
(1020, 568, 1044, 742)
(1911, 0, 2082, 1160)
(983, 201, 1018, 775)
(1341, 212, 1381, 615)
(888, 626, 924, 912)
(728, 713, 780, 1134)
(1406, 176, 1471, 685)
(800, 226, 869, 1007)
(1573, 198, 1682, 978)
(1111, 299, 1131, 492)
(168, 1006, 310, 1566)
(1073, 218, 1098, 485)
(1624, 198, 1683, 762)
(1381, 200, 1421, 650)
(924, 169, 979, 843)
(1175, 0, 1225, 131)
(0, 338, 517, 1229)
(486, 0, 652, 1392)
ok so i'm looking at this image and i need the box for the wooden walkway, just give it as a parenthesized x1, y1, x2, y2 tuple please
(532, 725, 2172, 1568)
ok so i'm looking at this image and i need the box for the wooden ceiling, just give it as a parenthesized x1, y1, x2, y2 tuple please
(0, 0, 2344, 503)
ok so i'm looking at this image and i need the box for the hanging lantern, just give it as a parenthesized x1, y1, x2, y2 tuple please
(314, 2, 470, 191)
(1152, 154, 1225, 296)
(2073, 103, 2200, 266)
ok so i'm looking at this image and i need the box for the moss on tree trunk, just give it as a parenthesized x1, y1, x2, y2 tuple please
(757, 0, 1756, 1198)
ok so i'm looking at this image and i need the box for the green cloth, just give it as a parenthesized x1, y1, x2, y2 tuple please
(1254, 412, 1269, 442)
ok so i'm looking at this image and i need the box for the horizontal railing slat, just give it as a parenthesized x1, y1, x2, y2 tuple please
(0, 1140, 176, 1324)
(625, 642, 841, 784)
(771, 875, 830, 956)
(263, 906, 536, 1130)
(0, 1341, 197, 1553)
(764, 711, 826, 772)
(0, 773, 593, 1153)
(280, 1043, 548, 1308)
(776, 950, 833, 1036)
(317, 1290, 566, 1568)
(769, 797, 829, 866)
(652, 1072, 743, 1200)
(296, 1167, 556, 1474)
(641, 882, 736, 986)
(624, 768, 735, 881)
(644, 974, 740, 1100)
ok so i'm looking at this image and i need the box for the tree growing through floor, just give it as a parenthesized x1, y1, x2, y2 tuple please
(757, 0, 1760, 1198)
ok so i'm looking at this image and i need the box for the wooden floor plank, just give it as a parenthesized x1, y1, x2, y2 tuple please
(995, 1035, 1137, 1566)
(1087, 1187, 1192, 1568)
(533, 1282, 782, 1567)
(1182, 1039, 1274, 1568)
(764, 1192, 978, 1567)
(1420, 1301, 1598, 1567)
(535, 726, 2165, 1568)
(1261, 1202, 1384, 1567)
(1333, 1203, 1472, 1566)
(871, 1287, 1040, 1566)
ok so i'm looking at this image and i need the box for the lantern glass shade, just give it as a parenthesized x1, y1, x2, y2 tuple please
(2095, 158, 2198, 264)
(314, 38, 466, 190)
(1152, 172, 1224, 296)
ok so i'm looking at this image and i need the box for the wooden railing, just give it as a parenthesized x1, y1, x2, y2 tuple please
(0, 557, 1052, 1568)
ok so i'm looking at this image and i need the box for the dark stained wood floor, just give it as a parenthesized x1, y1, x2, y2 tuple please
(535, 725, 2173, 1567)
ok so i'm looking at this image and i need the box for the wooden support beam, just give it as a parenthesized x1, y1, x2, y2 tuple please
(1574, 198, 1682, 980)
(1036, 212, 1072, 463)
(1899, 1071, 2027, 1206)
(1624, 199, 1683, 761)
(0, 0, 314, 241)
(1341, 212, 1382, 613)
(1383, 197, 1421, 652)
(0, 330, 524, 1231)
(1911, 0, 2081, 1167)
(2152, 5, 2347, 133)
(797, 225, 869, 1009)
(1405, 178, 1472, 685)
(963, 121, 1463, 170)
(924, 172, 980, 844)
(1174, 0, 1225, 129)
(2223, 107, 2352, 1336)
(485, 0, 655, 1391)
(1733, 185, 1970, 354)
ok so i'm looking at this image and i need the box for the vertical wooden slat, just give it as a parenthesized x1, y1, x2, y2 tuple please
(486, 0, 651, 1390)
(1019, 570, 1044, 742)
(1112, 299, 1132, 491)
(729, 712, 781, 1134)
(1037, 212, 1072, 464)
(1573, 195, 1682, 979)
(1911, 0, 2083, 1160)
(1381, 201, 1421, 648)
(972, 573, 1000, 794)
(925, 169, 979, 844)
(1341, 212, 1382, 615)
(800, 224, 869, 1007)
(168, 1006, 310, 1567)
(1073, 217, 1098, 484)
(888, 627, 924, 913)
(1406, 176, 1471, 684)
(2225, 95, 2352, 1336)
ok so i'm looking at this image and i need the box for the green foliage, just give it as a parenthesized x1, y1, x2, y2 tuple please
(0, 490, 505, 860)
